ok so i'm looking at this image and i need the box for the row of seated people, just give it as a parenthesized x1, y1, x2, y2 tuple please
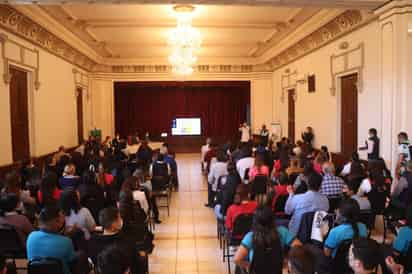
(201, 139, 412, 274)
(0, 137, 178, 273)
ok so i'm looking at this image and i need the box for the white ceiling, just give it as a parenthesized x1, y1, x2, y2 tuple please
(13, 0, 386, 66)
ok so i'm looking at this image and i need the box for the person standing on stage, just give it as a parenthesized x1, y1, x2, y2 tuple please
(239, 122, 251, 145)
(260, 124, 269, 147)
(359, 128, 380, 161)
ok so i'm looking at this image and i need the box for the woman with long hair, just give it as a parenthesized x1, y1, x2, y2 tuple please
(37, 172, 61, 207)
(249, 153, 269, 182)
(58, 189, 96, 240)
(234, 206, 301, 274)
(323, 199, 368, 258)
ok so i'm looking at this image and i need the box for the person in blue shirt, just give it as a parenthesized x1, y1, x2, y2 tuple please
(285, 173, 330, 235)
(234, 206, 301, 271)
(160, 144, 178, 189)
(392, 204, 412, 256)
(26, 206, 76, 274)
(324, 199, 368, 258)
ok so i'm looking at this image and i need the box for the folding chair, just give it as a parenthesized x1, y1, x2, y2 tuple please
(223, 213, 254, 274)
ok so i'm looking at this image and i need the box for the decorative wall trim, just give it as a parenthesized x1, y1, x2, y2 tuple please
(92, 64, 272, 74)
(0, 5, 373, 76)
(280, 69, 297, 103)
(330, 42, 364, 95)
(267, 10, 368, 71)
(72, 68, 89, 99)
(0, 5, 98, 71)
(0, 32, 40, 89)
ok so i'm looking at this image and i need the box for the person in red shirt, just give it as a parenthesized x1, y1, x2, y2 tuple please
(225, 184, 257, 231)
(271, 171, 289, 216)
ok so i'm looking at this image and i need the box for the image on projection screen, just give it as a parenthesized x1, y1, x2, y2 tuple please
(171, 118, 201, 136)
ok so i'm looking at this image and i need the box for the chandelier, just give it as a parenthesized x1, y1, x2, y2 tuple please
(168, 5, 201, 75)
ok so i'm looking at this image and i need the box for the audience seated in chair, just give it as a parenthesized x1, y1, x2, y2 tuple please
(27, 206, 83, 274)
(348, 238, 383, 274)
(234, 206, 301, 273)
(213, 162, 241, 221)
(343, 178, 372, 211)
(392, 204, 412, 272)
(206, 150, 228, 208)
(38, 173, 62, 208)
(248, 153, 269, 182)
(0, 193, 33, 246)
(324, 199, 368, 258)
(88, 207, 145, 274)
(236, 146, 254, 181)
(121, 177, 149, 215)
(77, 171, 105, 224)
(59, 164, 80, 190)
(288, 246, 316, 274)
(293, 161, 315, 194)
(96, 245, 132, 274)
(59, 189, 96, 240)
(285, 173, 329, 235)
(320, 162, 345, 199)
(225, 184, 257, 231)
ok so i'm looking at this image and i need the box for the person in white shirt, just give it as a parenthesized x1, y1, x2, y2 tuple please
(239, 122, 251, 144)
(396, 132, 410, 177)
(206, 150, 228, 207)
(201, 137, 212, 171)
(341, 152, 361, 177)
(343, 179, 371, 211)
(236, 146, 255, 181)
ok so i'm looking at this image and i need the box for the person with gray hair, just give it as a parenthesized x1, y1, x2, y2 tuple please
(320, 162, 345, 198)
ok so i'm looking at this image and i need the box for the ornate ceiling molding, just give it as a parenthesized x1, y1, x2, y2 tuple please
(266, 10, 371, 70)
(0, 4, 98, 71)
(0, 5, 374, 75)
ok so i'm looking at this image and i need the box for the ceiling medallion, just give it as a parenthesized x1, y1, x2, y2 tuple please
(168, 5, 201, 76)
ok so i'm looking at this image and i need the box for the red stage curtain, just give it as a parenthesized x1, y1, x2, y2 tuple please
(114, 81, 250, 139)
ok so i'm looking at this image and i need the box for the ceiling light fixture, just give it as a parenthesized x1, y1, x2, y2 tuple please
(168, 5, 201, 76)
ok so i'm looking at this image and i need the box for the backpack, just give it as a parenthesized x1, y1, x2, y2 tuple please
(249, 239, 283, 274)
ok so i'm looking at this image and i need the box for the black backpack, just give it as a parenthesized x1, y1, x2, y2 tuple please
(249, 239, 283, 274)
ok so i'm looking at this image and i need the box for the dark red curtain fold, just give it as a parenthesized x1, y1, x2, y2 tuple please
(114, 81, 250, 139)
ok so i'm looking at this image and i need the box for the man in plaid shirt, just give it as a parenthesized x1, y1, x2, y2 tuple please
(320, 162, 344, 197)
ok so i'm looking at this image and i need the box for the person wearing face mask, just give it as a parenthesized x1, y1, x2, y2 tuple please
(359, 128, 380, 161)
(342, 178, 371, 211)
(26, 206, 77, 274)
(88, 207, 145, 274)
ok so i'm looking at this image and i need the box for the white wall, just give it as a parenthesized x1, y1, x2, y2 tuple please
(272, 21, 381, 154)
(0, 29, 86, 166)
(90, 79, 115, 138)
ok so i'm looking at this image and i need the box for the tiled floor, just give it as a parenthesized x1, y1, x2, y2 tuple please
(149, 153, 228, 274)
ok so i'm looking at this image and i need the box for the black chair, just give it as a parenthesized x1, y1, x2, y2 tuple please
(151, 176, 171, 216)
(0, 224, 26, 262)
(273, 194, 289, 217)
(332, 239, 354, 274)
(328, 196, 342, 213)
(367, 187, 389, 243)
(223, 213, 254, 274)
(28, 258, 64, 274)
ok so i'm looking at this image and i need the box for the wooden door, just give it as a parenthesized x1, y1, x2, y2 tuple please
(341, 74, 358, 158)
(288, 89, 296, 143)
(9, 66, 30, 162)
(76, 87, 84, 144)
